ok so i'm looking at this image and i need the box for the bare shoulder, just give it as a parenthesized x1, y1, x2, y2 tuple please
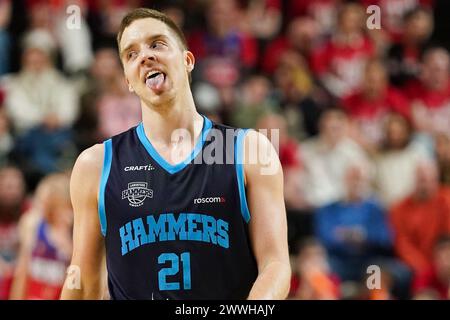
(243, 130, 282, 181)
(74, 144, 104, 172)
(71, 144, 105, 198)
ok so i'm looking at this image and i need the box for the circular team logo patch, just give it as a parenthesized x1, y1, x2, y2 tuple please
(121, 182, 153, 207)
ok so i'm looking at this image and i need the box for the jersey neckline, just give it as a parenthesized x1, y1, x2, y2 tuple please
(135, 115, 212, 175)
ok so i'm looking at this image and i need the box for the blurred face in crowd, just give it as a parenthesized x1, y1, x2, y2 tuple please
(414, 160, 439, 200)
(337, 3, 364, 35)
(274, 50, 311, 100)
(36, 174, 73, 228)
(384, 114, 411, 150)
(29, 2, 52, 29)
(421, 48, 450, 91)
(22, 48, 50, 73)
(256, 113, 288, 147)
(0, 167, 25, 209)
(242, 75, 271, 106)
(434, 240, 450, 282)
(296, 242, 329, 275)
(287, 17, 319, 54)
(344, 165, 369, 202)
(363, 60, 388, 98)
(404, 9, 433, 45)
(206, 0, 238, 37)
(119, 17, 194, 108)
(92, 48, 122, 83)
(319, 110, 348, 146)
(162, 6, 185, 30)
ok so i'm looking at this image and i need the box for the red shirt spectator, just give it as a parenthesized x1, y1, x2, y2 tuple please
(341, 59, 410, 150)
(412, 235, 450, 299)
(287, 0, 338, 34)
(188, 0, 258, 88)
(413, 268, 449, 299)
(404, 48, 450, 136)
(310, 3, 375, 98)
(311, 35, 374, 97)
(390, 162, 450, 275)
(360, 0, 434, 42)
(262, 16, 319, 74)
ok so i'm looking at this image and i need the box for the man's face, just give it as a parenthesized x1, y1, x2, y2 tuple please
(119, 18, 194, 106)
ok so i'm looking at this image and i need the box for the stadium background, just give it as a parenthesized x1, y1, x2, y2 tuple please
(1, 0, 450, 300)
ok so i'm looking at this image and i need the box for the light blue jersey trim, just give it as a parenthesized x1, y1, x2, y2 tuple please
(136, 116, 212, 175)
(235, 129, 251, 223)
(98, 139, 112, 236)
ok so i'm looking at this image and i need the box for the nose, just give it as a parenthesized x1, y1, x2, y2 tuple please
(140, 47, 156, 65)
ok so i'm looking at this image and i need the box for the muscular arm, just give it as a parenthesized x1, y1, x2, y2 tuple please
(244, 131, 291, 300)
(60, 144, 107, 299)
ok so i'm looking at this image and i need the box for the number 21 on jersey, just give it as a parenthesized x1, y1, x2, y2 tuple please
(158, 252, 191, 290)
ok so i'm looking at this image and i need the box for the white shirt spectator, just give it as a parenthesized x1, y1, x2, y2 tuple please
(300, 136, 372, 208)
(2, 69, 79, 133)
(375, 142, 429, 208)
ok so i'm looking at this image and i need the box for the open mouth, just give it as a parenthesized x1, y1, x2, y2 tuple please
(145, 71, 166, 90)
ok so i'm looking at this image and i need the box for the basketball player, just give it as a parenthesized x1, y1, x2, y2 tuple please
(60, 8, 290, 300)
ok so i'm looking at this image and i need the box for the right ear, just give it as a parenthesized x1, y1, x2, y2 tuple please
(125, 78, 134, 93)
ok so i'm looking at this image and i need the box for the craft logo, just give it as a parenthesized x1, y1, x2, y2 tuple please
(122, 182, 153, 207)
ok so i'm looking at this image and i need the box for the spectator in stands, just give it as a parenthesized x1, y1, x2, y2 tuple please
(315, 163, 392, 283)
(2, 29, 79, 134)
(242, 0, 282, 42)
(361, 1, 434, 43)
(0, 166, 26, 300)
(231, 73, 278, 129)
(300, 108, 370, 208)
(86, 0, 142, 46)
(273, 49, 323, 139)
(387, 6, 434, 87)
(286, 0, 339, 37)
(289, 237, 340, 300)
(413, 235, 450, 299)
(404, 47, 450, 141)
(2, 29, 79, 184)
(54, 0, 94, 75)
(75, 45, 141, 149)
(188, 0, 258, 110)
(310, 2, 374, 99)
(262, 16, 320, 75)
(390, 160, 450, 276)
(9, 173, 72, 300)
(375, 113, 429, 207)
(158, 0, 186, 30)
(341, 59, 410, 154)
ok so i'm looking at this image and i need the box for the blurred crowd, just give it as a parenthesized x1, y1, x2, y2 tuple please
(1, 0, 450, 300)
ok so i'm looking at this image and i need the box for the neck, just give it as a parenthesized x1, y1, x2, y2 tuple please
(345, 194, 361, 203)
(140, 90, 203, 146)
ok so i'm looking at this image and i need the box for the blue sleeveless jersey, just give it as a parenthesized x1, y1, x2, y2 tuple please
(98, 116, 258, 300)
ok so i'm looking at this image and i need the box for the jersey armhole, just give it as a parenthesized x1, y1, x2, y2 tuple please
(98, 139, 112, 236)
(235, 129, 251, 224)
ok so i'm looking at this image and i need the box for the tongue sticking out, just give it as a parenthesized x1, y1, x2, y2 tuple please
(146, 73, 165, 91)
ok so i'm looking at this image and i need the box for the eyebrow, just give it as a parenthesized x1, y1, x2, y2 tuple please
(120, 34, 168, 58)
